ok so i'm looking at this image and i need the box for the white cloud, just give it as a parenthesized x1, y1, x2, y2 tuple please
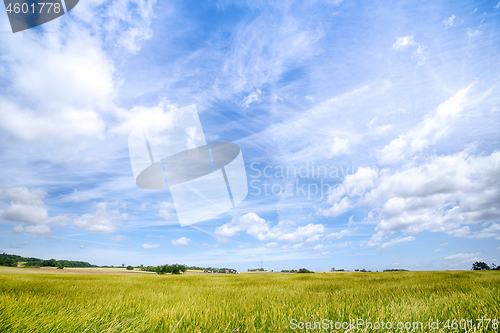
(305, 95, 315, 102)
(317, 197, 352, 217)
(13, 224, 52, 237)
(171, 237, 191, 246)
(379, 236, 415, 249)
(215, 213, 324, 243)
(266, 242, 278, 248)
(329, 136, 350, 156)
(216, 13, 323, 102)
(109, 235, 127, 242)
(434, 248, 444, 252)
(467, 223, 500, 239)
(321, 251, 330, 256)
(0, 187, 70, 234)
(444, 252, 480, 260)
(279, 224, 325, 242)
(317, 166, 378, 217)
(392, 35, 428, 65)
(378, 85, 472, 164)
(367, 148, 500, 239)
(333, 241, 351, 248)
(412, 44, 429, 65)
(61, 190, 90, 202)
(495, 2, 500, 10)
(282, 243, 304, 250)
(313, 244, 324, 251)
(467, 29, 483, 38)
(158, 201, 176, 220)
(73, 202, 128, 234)
(0, 0, 156, 166)
(45, 216, 71, 228)
(0, 187, 47, 224)
(392, 36, 416, 51)
(325, 228, 352, 240)
(443, 15, 455, 28)
(142, 243, 161, 249)
(243, 89, 262, 107)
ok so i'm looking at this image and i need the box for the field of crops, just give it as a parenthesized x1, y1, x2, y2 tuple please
(0, 268, 499, 332)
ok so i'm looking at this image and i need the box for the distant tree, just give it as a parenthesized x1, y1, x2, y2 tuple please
(297, 268, 314, 273)
(330, 268, 335, 272)
(126, 265, 134, 270)
(472, 261, 490, 270)
(0, 258, 18, 267)
(57, 265, 63, 269)
(122, 263, 125, 267)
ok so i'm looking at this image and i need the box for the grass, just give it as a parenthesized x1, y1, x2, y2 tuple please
(0, 269, 498, 332)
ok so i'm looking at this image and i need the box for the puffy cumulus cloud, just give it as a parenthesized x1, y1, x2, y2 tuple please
(329, 135, 351, 157)
(0, 33, 111, 143)
(158, 201, 176, 220)
(61, 190, 90, 203)
(111, 100, 177, 135)
(317, 197, 352, 218)
(171, 237, 191, 246)
(468, 223, 500, 239)
(317, 166, 378, 217)
(379, 85, 472, 164)
(379, 236, 415, 249)
(142, 243, 161, 249)
(13, 224, 52, 237)
(215, 213, 325, 243)
(73, 202, 128, 234)
(360, 147, 500, 247)
(368, 148, 500, 237)
(0, 187, 69, 235)
(2, 203, 48, 225)
(0, 0, 156, 162)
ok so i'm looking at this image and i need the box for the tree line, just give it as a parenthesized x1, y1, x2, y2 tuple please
(471, 261, 500, 270)
(0, 253, 95, 268)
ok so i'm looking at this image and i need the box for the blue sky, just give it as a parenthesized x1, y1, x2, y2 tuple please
(1, 0, 499, 271)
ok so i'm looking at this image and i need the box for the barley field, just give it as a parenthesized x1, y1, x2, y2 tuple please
(0, 268, 498, 332)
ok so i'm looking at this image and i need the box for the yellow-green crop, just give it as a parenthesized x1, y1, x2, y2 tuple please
(0, 269, 499, 332)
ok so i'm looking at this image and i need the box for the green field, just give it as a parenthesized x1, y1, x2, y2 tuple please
(0, 268, 499, 332)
